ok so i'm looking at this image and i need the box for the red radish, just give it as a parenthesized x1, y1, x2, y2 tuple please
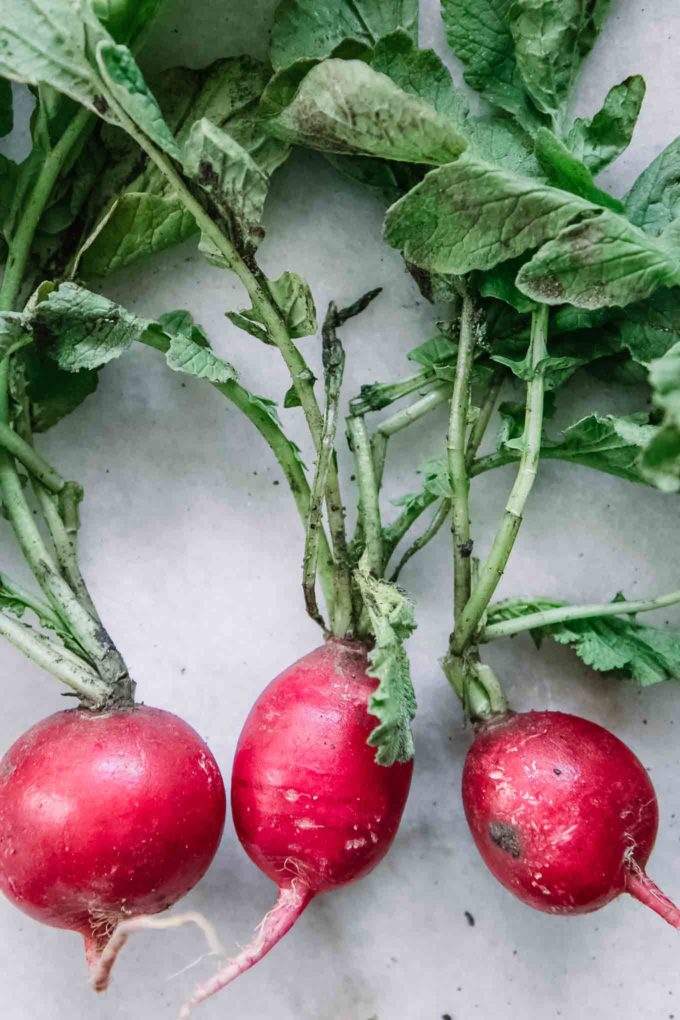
(179, 638, 413, 1016)
(463, 709, 680, 925)
(0, 705, 226, 983)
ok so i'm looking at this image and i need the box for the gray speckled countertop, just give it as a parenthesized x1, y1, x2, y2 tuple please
(1, 3, 680, 1018)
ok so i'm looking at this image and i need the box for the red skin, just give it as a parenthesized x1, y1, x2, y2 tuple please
(0, 705, 226, 959)
(179, 639, 413, 1017)
(463, 710, 679, 922)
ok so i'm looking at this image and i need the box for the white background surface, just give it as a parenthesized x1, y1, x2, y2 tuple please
(2, 2, 680, 1018)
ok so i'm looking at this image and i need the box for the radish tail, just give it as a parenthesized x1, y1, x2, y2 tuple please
(626, 865, 680, 929)
(178, 882, 313, 1018)
(87, 912, 226, 993)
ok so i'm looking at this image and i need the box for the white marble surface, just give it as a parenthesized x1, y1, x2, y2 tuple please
(2, 2, 680, 1018)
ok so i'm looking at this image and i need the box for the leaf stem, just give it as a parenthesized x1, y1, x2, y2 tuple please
(348, 415, 383, 576)
(139, 329, 336, 611)
(0, 608, 108, 704)
(0, 422, 65, 492)
(0, 361, 132, 703)
(377, 382, 451, 439)
(448, 294, 477, 630)
(482, 590, 680, 642)
(0, 571, 64, 631)
(100, 90, 349, 611)
(0, 108, 92, 313)
(390, 498, 450, 582)
(303, 304, 346, 632)
(452, 305, 550, 655)
(465, 368, 504, 466)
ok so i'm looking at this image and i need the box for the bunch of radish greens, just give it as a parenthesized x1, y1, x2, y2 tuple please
(0, 0, 680, 1015)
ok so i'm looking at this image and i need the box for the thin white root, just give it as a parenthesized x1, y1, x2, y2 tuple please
(89, 911, 226, 993)
(178, 882, 312, 1019)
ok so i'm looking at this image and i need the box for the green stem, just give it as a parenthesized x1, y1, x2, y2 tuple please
(0, 572, 64, 631)
(348, 416, 383, 576)
(452, 305, 549, 655)
(448, 294, 476, 630)
(470, 447, 648, 485)
(0, 609, 109, 704)
(482, 589, 680, 642)
(390, 498, 450, 582)
(100, 87, 348, 612)
(349, 370, 438, 417)
(382, 489, 439, 567)
(371, 382, 451, 490)
(465, 368, 504, 467)
(0, 108, 92, 312)
(140, 329, 336, 612)
(0, 422, 65, 493)
(0, 362, 132, 703)
(303, 306, 346, 633)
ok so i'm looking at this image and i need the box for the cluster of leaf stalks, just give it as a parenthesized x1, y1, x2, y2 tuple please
(0, 0, 679, 767)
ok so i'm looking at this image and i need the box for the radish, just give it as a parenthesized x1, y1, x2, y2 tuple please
(463, 709, 680, 925)
(178, 638, 413, 1016)
(0, 705, 226, 982)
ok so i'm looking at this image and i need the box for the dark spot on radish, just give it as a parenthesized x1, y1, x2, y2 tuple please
(489, 821, 521, 859)
(93, 95, 108, 114)
(553, 767, 562, 775)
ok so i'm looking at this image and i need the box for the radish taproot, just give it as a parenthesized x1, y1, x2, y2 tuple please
(179, 639, 413, 1016)
(0, 705, 226, 984)
(463, 710, 680, 925)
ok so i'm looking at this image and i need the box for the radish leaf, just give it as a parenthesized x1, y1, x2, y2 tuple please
(510, 0, 611, 118)
(371, 30, 468, 127)
(567, 75, 646, 175)
(355, 559, 417, 766)
(270, 0, 418, 70)
(268, 59, 467, 165)
(441, 0, 545, 132)
(487, 597, 680, 685)
(625, 135, 680, 236)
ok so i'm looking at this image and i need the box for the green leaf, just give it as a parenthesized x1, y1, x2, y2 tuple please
(407, 335, 458, 369)
(183, 118, 268, 256)
(535, 128, 623, 212)
(165, 333, 237, 384)
(79, 57, 284, 276)
(0, 313, 31, 358)
(21, 346, 98, 432)
(440, 0, 544, 131)
(283, 383, 302, 408)
(91, 0, 166, 44)
(545, 413, 654, 483)
(617, 288, 680, 364)
(79, 193, 197, 276)
(0, 0, 110, 119)
(95, 42, 182, 159)
(516, 213, 680, 309)
(384, 154, 592, 274)
(477, 258, 537, 313)
(640, 424, 680, 493)
(0, 78, 13, 137)
(626, 135, 680, 237)
(34, 282, 148, 370)
(639, 342, 680, 492)
(371, 30, 468, 127)
(268, 59, 467, 165)
(567, 75, 645, 175)
(649, 341, 680, 423)
(465, 115, 542, 178)
(510, 0, 612, 117)
(487, 597, 680, 684)
(354, 559, 417, 766)
(226, 272, 317, 342)
(270, 0, 418, 69)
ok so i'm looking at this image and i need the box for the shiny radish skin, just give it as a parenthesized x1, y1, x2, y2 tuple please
(180, 639, 413, 1017)
(0, 705, 227, 972)
(463, 710, 680, 924)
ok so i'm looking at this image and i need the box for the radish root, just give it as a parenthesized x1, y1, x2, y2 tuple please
(88, 911, 226, 993)
(626, 862, 680, 929)
(178, 882, 313, 1019)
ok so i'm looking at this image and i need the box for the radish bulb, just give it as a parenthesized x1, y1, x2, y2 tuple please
(179, 638, 413, 1016)
(0, 705, 226, 983)
(463, 710, 680, 924)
